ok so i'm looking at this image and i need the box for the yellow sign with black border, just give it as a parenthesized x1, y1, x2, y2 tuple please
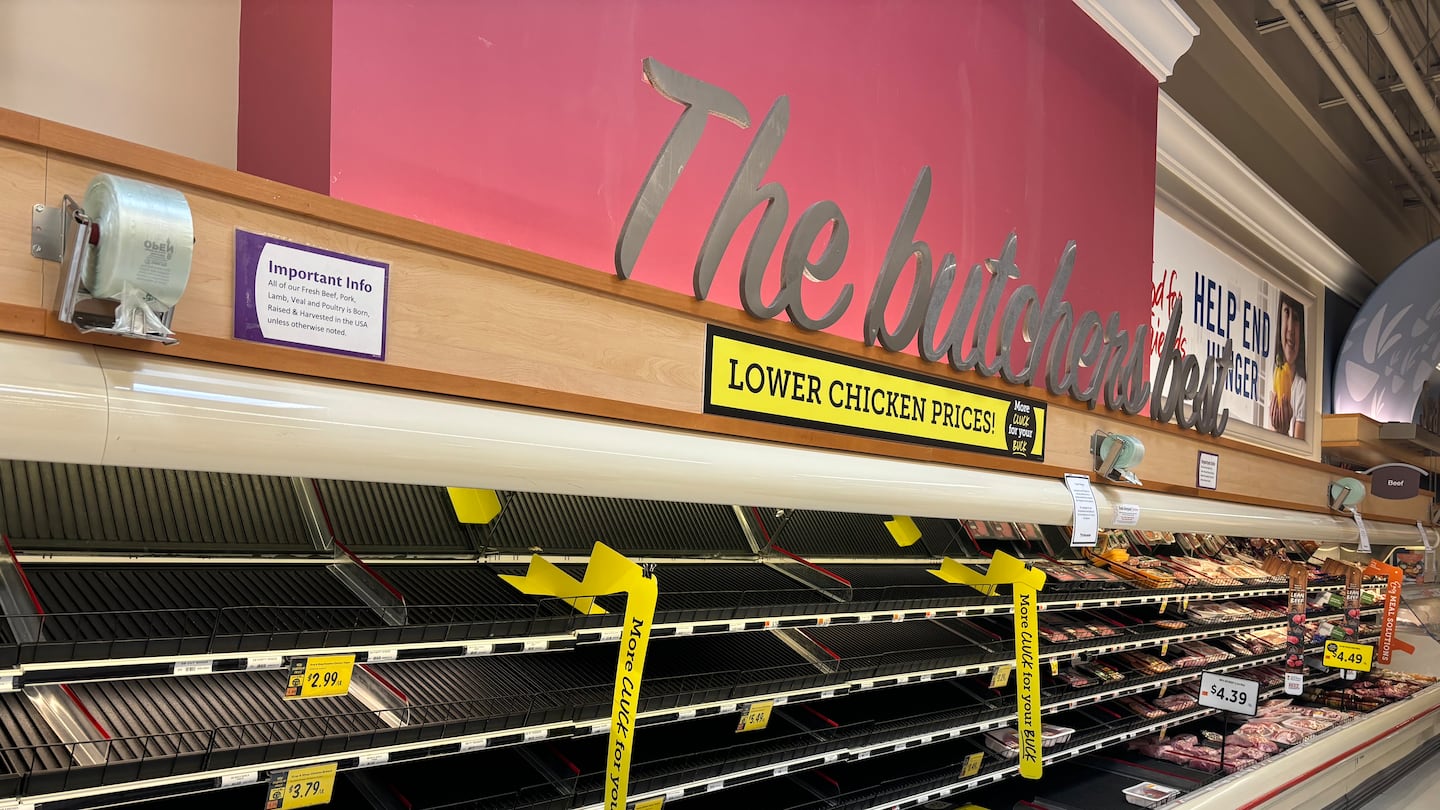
(265, 763, 336, 809)
(704, 327, 1046, 460)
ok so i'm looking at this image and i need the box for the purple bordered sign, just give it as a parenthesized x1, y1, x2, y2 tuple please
(233, 229, 389, 361)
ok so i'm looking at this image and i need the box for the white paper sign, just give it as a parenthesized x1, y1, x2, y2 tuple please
(1113, 503, 1141, 527)
(1284, 672, 1304, 696)
(1353, 509, 1371, 553)
(367, 649, 398, 664)
(1064, 474, 1099, 547)
(1197, 452, 1219, 490)
(1198, 671, 1259, 716)
(237, 231, 389, 360)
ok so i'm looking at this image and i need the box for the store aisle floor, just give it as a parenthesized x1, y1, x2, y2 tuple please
(1356, 746, 1440, 809)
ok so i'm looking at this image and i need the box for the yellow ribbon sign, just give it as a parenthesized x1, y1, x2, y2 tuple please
(884, 515, 923, 547)
(931, 550, 1047, 778)
(501, 543, 658, 810)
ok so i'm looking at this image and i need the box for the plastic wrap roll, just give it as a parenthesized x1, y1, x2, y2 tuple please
(82, 174, 194, 309)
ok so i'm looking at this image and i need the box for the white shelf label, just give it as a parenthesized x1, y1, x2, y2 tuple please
(172, 660, 213, 676)
(1064, 474, 1098, 547)
(0, 675, 16, 692)
(524, 728, 548, 741)
(246, 655, 284, 671)
(1112, 503, 1141, 527)
(458, 739, 486, 753)
(464, 642, 492, 657)
(1198, 671, 1259, 716)
(356, 751, 389, 768)
(219, 772, 258, 788)
(366, 649, 398, 664)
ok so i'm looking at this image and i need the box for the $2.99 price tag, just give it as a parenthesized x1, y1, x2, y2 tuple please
(735, 700, 774, 732)
(1324, 640, 1374, 672)
(284, 655, 355, 700)
(265, 762, 336, 809)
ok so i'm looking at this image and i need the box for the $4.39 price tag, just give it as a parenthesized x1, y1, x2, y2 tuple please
(265, 763, 336, 809)
(284, 655, 355, 700)
(1197, 671, 1259, 717)
(1324, 640, 1374, 672)
(735, 700, 774, 732)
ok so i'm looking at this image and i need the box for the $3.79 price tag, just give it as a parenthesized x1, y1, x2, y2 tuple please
(265, 762, 336, 809)
(735, 700, 773, 732)
(1324, 640, 1374, 672)
(284, 655, 355, 700)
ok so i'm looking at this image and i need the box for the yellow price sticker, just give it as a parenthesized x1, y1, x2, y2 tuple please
(1050, 659, 1058, 676)
(632, 798, 666, 810)
(990, 664, 1013, 689)
(960, 751, 984, 778)
(1323, 640, 1374, 672)
(265, 763, 336, 809)
(1159, 598, 1168, 614)
(736, 700, 774, 732)
(1160, 640, 1169, 657)
(284, 655, 355, 700)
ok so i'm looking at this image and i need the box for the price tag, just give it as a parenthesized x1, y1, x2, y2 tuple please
(960, 752, 984, 778)
(366, 649, 398, 664)
(1352, 509, 1371, 553)
(173, 660, 213, 676)
(1197, 671, 1259, 716)
(632, 798, 666, 810)
(1049, 660, 1058, 676)
(1112, 503, 1141, 527)
(1323, 640, 1374, 672)
(1064, 474, 1098, 547)
(1160, 640, 1169, 657)
(463, 642, 492, 657)
(1157, 684, 1167, 699)
(1159, 598, 1168, 614)
(247, 655, 284, 671)
(458, 739, 486, 753)
(990, 664, 1013, 689)
(265, 763, 336, 809)
(735, 701, 773, 732)
(1182, 597, 1190, 612)
(356, 751, 388, 768)
(284, 655, 355, 700)
(0, 675, 16, 692)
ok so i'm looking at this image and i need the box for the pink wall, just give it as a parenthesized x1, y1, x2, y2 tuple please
(238, 0, 333, 194)
(247, 0, 1159, 363)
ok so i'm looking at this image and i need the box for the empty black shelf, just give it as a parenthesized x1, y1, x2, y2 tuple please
(752, 508, 956, 558)
(69, 670, 387, 761)
(313, 480, 484, 553)
(21, 564, 382, 661)
(487, 493, 751, 557)
(0, 461, 313, 553)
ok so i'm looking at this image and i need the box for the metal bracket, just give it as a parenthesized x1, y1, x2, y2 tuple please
(30, 203, 63, 261)
(43, 195, 180, 345)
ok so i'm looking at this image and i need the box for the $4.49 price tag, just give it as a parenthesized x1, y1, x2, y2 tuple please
(265, 763, 336, 809)
(735, 700, 774, 732)
(1324, 640, 1374, 672)
(284, 655, 355, 700)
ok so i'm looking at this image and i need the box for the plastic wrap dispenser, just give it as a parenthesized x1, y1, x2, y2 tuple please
(32, 174, 195, 345)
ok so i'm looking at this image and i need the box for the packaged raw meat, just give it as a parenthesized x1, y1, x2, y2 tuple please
(1151, 693, 1197, 712)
